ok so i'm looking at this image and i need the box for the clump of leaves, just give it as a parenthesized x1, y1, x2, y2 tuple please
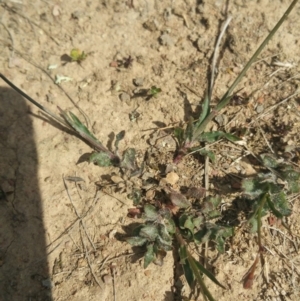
(242, 153, 299, 234)
(241, 153, 300, 288)
(126, 204, 175, 267)
(70, 48, 87, 63)
(126, 193, 232, 301)
(58, 109, 139, 172)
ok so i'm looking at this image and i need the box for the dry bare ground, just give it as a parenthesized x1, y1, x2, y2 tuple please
(1, 0, 300, 300)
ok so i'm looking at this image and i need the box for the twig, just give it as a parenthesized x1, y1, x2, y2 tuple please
(12, 48, 90, 127)
(209, 16, 232, 100)
(250, 90, 300, 125)
(111, 263, 117, 301)
(80, 228, 103, 288)
(255, 120, 274, 153)
(63, 176, 96, 251)
(0, 16, 15, 58)
(3, 4, 60, 45)
(46, 189, 100, 254)
(0, 73, 68, 127)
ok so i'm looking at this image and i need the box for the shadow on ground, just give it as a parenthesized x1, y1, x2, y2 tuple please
(0, 87, 52, 300)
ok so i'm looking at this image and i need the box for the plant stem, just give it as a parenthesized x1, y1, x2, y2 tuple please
(257, 193, 268, 250)
(0, 73, 68, 127)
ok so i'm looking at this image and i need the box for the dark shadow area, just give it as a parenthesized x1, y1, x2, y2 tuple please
(0, 87, 52, 300)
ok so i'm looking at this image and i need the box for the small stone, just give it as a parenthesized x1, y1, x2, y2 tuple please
(215, 114, 227, 126)
(119, 92, 131, 102)
(111, 175, 123, 184)
(280, 290, 286, 296)
(133, 77, 144, 86)
(71, 10, 84, 19)
(256, 104, 264, 113)
(108, 229, 117, 239)
(143, 20, 158, 32)
(165, 172, 179, 185)
(159, 33, 174, 46)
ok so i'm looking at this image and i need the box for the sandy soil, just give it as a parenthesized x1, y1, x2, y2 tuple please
(1, 0, 300, 300)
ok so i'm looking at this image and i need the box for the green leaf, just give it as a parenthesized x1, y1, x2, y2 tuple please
(120, 148, 136, 170)
(261, 153, 279, 168)
(65, 111, 97, 140)
(186, 250, 218, 301)
(268, 191, 292, 217)
(139, 225, 159, 241)
(242, 177, 265, 198)
(149, 86, 162, 97)
(193, 216, 204, 228)
(126, 236, 148, 246)
(288, 181, 300, 193)
(184, 215, 195, 234)
(114, 130, 125, 151)
(70, 48, 87, 62)
(89, 152, 113, 166)
(198, 148, 216, 163)
(144, 204, 159, 221)
(196, 91, 210, 127)
(193, 259, 226, 289)
(158, 224, 172, 242)
(194, 227, 212, 244)
(156, 235, 173, 251)
(174, 127, 185, 146)
(202, 196, 221, 218)
(199, 131, 241, 143)
(144, 244, 155, 268)
(280, 165, 300, 182)
(179, 245, 194, 287)
(164, 216, 176, 234)
(185, 117, 194, 142)
(248, 215, 258, 233)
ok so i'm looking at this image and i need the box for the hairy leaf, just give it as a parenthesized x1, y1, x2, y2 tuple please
(114, 130, 125, 151)
(144, 204, 159, 221)
(126, 236, 148, 246)
(139, 225, 159, 241)
(121, 148, 136, 170)
(89, 152, 113, 167)
(144, 244, 155, 268)
(261, 153, 279, 168)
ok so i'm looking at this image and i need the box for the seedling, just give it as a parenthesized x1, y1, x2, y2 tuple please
(70, 48, 87, 63)
(132, 85, 162, 101)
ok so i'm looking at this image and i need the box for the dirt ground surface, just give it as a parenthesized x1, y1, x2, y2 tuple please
(1, 0, 300, 300)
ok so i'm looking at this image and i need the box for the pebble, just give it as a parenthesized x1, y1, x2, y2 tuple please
(159, 33, 174, 46)
(256, 104, 264, 113)
(165, 172, 179, 185)
(119, 92, 131, 102)
(133, 77, 144, 86)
